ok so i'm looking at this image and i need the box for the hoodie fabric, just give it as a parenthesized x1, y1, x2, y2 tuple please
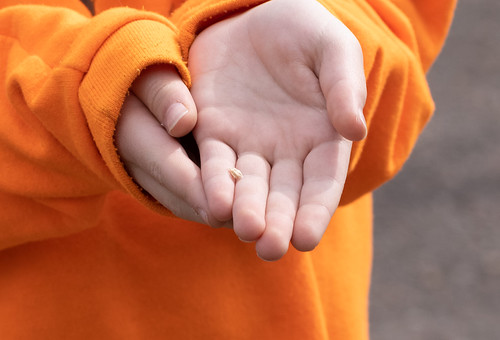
(0, 0, 455, 338)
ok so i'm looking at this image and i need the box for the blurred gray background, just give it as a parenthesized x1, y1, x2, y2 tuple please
(370, 0, 500, 339)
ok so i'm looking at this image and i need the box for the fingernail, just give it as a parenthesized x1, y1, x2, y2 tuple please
(358, 110, 367, 128)
(165, 102, 189, 133)
(197, 209, 209, 225)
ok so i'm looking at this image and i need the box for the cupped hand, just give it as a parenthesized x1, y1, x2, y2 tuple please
(189, 0, 367, 260)
(115, 64, 220, 226)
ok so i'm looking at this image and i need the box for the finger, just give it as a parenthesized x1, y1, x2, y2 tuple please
(255, 158, 302, 261)
(131, 64, 197, 137)
(291, 139, 352, 252)
(198, 138, 237, 222)
(324, 78, 367, 141)
(116, 94, 212, 223)
(318, 22, 367, 141)
(126, 164, 206, 224)
(232, 153, 271, 242)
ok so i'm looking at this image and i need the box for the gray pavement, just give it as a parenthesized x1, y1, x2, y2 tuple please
(370, 0, 500, 339)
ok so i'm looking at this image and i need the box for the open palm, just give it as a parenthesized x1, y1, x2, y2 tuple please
(190, 0, 367, 260)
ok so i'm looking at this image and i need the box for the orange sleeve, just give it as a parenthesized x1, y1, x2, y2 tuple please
(0, 0, 455, 249)
(169, 0, 268, 59)
(0, 0, 270, 250)
(0, 2, 189, 249)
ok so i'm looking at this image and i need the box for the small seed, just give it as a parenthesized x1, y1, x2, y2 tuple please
(228, 167, 243, 180)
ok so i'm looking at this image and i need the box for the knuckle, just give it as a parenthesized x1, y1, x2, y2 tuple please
(144, 78, 187, 118)
(147, 160, 167, 187)
(148, 81, 173, 114)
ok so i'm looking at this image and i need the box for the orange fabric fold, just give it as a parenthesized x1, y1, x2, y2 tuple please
(0, 0, 455, 338)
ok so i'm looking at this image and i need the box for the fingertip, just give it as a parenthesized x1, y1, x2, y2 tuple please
(325, 80, 367, 141)
(290, 229, 320, 253)
(208, 191, 234, 222)
(131, 63, 198, 137)
(332, 108, 367, 141)
(290, 209, 328, 253)
(255, 228, 290, 261)
(206, 217, 233, 229)
(347, 110, 368, 141)
(256, 241, 288, 262)
(204, 174, 235, 222)
(355, 110, 368, 141)
(233, 208, 266, 242)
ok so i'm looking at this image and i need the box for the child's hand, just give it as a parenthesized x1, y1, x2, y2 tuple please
(189, 0, 367, 260)
(115, 65, 215, 225)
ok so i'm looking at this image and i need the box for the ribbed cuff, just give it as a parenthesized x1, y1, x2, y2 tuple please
(171, 0, 268, 60)
(79, 13, 189, 215)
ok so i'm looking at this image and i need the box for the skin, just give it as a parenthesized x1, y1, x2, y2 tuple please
(115, 0, 367, 261)
(115, 65, 216, 225)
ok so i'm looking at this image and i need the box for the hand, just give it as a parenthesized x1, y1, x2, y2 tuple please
(115, 65, 216, 225)
(189, 0, 367, 260)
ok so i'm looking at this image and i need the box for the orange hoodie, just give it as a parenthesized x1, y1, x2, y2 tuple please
(0, 0, 455, 339)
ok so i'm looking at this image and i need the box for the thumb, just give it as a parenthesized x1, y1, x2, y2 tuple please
(324, 79, 367, 141)
(131, 64, 197, 138)
(317, 20, 367, 141)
